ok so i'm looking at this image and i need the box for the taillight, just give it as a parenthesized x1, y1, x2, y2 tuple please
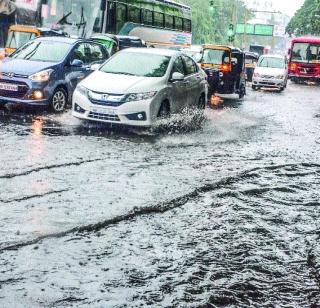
(220, 64, 231, 73)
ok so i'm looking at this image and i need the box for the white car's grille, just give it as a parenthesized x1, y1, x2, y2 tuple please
(261, 74, 275, 79)
(88, 112, 120, 122)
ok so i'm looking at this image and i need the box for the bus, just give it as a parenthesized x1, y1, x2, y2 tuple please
(288, 37, 320, 84)
(40, 0, 192, 47)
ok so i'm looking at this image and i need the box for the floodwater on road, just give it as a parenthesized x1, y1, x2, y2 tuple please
(0, 83, 320, 307)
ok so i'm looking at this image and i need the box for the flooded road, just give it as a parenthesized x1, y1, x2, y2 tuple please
(0, 83, 320, 306)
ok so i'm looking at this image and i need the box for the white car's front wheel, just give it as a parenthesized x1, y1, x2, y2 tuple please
(158, 101, 170, 118)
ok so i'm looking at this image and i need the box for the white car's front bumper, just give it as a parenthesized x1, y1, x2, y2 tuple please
(72, 89, 155, 127)
(252, 76, 285, 89)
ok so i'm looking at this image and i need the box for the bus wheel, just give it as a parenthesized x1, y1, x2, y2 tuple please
(239, 84, 246, 99)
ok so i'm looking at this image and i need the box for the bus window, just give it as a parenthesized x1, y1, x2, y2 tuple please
(128, 6, 141, 23)
(184, 19, 191, 32)
(93, 11, 104, 33)
(174, 17, 183, 31)
(143, 10, 153, 26)
(116, 3, 127, 33)
(106, 1, 116, 33)
(154, 12, 164, 28)
(165, 15, 174, 29)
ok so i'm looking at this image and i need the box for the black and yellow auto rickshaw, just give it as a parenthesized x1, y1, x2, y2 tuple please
(3, 25, 67, 57)
(199, 44, 246, 99)
(245, 51, 259, 82)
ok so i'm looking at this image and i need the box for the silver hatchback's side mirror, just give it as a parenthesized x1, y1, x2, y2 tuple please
(71, 59, 84, 67)
(171, 72, 184, 82)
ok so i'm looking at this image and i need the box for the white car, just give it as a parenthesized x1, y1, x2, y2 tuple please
(252, 54, 288, 91)
(72, 48, 207, 127)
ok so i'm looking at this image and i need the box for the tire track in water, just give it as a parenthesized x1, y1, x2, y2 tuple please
(0, 189, 70, 204)
(0, 162, 319, 253)
(0, 158, 104, 179)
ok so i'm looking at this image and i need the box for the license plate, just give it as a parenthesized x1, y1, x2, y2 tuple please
(0, 82, 18, 91)
(91, 107, 115, 115)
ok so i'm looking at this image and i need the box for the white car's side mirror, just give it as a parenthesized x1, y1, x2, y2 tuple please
(171, 72, 184, 82)
(90, 63, 101, 71)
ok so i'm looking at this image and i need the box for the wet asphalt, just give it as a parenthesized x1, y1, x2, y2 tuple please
(0, 83, 320, 307)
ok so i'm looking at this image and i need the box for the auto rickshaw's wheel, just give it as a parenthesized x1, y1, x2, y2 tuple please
(198, 94, 206, 109)
(158, 101, 170, 118)
(50, 88, 68, 112)
(239, 84, 246, 99)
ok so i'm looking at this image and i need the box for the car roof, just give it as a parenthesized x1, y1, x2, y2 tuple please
(116, 35, 141, 40)
(35, 36, 88, 45)
(120, 47, 181, 57)
(260, 54, 284, 59)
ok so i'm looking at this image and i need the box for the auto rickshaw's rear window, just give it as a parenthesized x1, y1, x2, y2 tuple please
(203, 49, 230, 65)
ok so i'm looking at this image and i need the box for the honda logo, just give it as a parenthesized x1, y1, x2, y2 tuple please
(101, 94, 109, 101)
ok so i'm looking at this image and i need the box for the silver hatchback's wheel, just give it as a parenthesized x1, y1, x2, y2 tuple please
(51, 88, 67, 112)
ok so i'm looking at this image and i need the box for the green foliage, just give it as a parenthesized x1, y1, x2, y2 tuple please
(178, 0, 252, 45)
(286, 0, 320, 36)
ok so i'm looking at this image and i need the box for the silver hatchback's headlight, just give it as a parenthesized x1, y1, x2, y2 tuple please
(29, 69, 53, 82)
(276, 75, 284, 79)
(124, 91, 157, 102)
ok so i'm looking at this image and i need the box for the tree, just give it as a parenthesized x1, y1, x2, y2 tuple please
(178, 0, 252, 44)
(286, 0, 320, 36)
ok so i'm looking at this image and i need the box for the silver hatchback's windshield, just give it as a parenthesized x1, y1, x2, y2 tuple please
(258, 57, 285, 68)
(100, 52, 171, 77)
(11, 40, 71, 62)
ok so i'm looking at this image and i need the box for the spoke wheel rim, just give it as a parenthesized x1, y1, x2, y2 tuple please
(52, 90, 66, 112)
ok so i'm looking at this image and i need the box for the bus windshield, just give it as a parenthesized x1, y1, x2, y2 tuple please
(41, 0, 102, 37)
(292, 42, 320, 63)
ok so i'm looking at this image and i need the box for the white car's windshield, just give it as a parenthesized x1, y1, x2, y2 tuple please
(100, 52, 171, 77)
(258, 57, 285, 68)
(11, 40, 71, 62)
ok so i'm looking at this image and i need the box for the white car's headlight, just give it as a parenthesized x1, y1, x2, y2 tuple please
(29, 69, 53, 82)
(125, 91, 157, 102)
(77, 85, 88, 96)
(276, 75, 284, 79)
(253, 72, 260, 77)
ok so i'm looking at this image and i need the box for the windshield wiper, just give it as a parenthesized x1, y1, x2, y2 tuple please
(107, 72, 135, 76)
(56, 11, 73, 25)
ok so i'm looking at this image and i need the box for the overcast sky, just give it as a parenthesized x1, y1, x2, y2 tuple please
(245, 0, 305, 16)
(270, 0, 304, 16)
